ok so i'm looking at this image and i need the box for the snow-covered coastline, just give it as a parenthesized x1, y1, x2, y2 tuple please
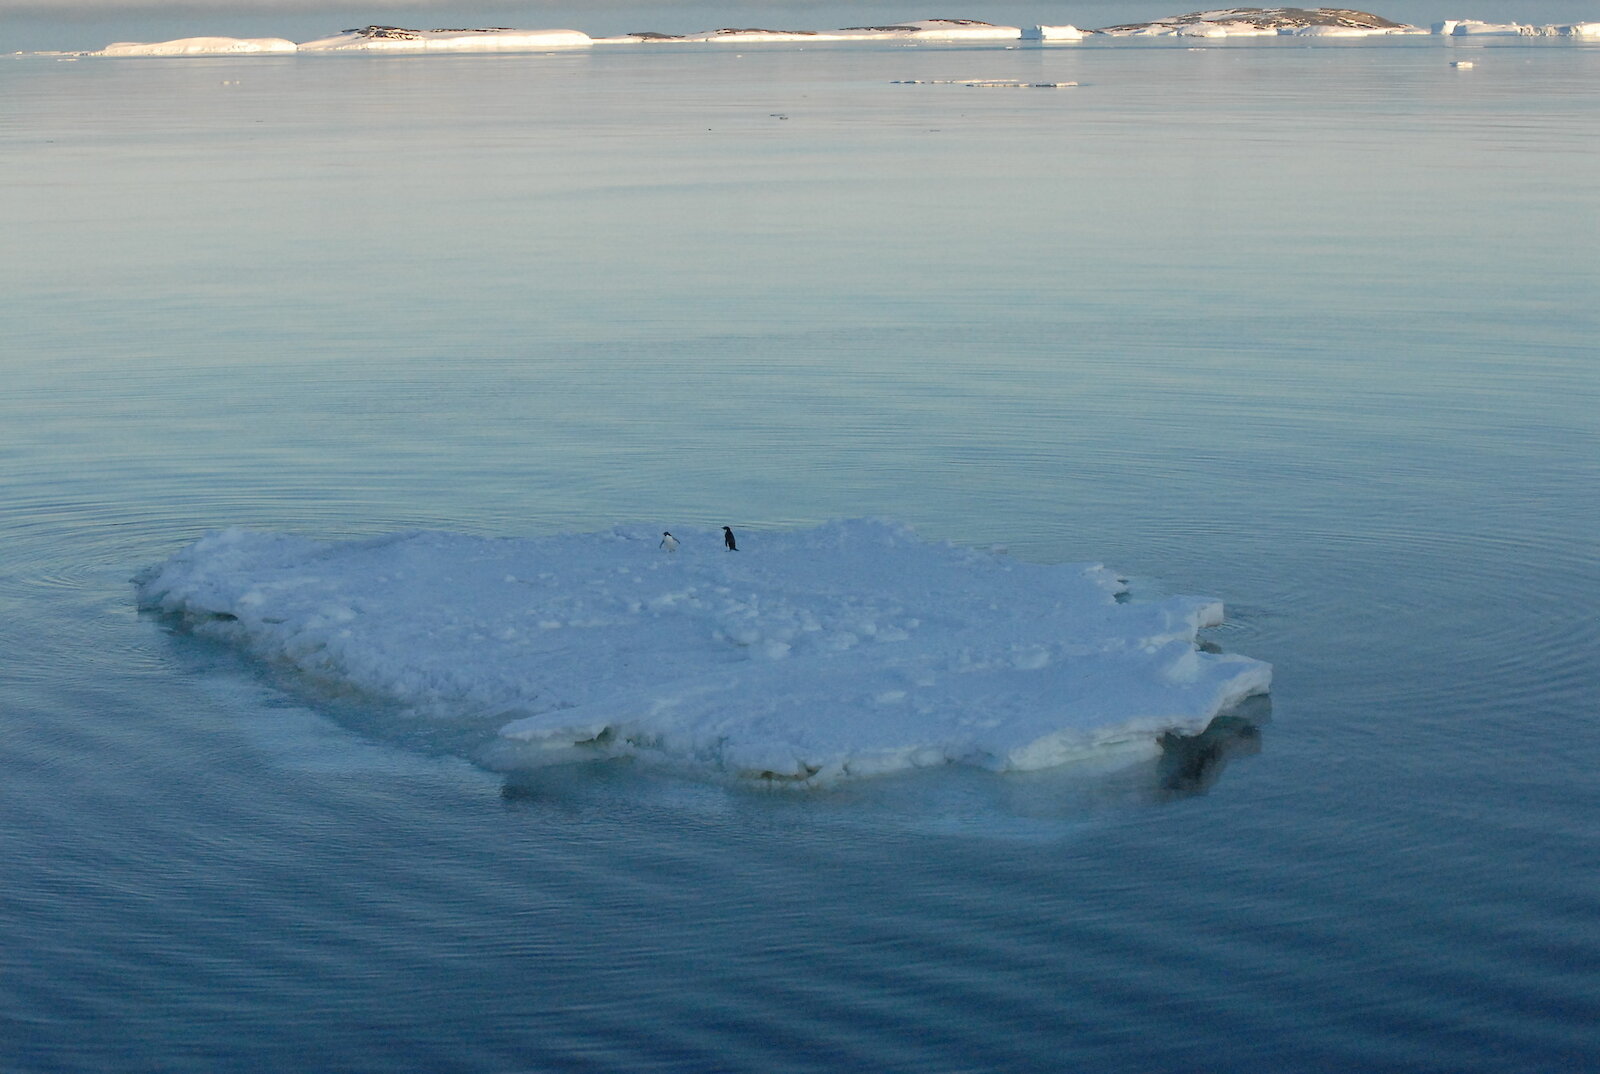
(61, 10, 1600, 57)
(95, 36, 298, 57)
(1095, 6, 1418, 36)
(294, 26, 592, 52)
(594, 19, 1026, 44)
(135, 520, 1271, 787)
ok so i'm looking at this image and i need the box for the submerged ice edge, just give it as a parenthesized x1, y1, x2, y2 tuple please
(58, 12, 1600, 56)
(134, 520, 1271, 788)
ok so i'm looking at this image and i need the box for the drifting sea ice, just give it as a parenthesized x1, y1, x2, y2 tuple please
(136, 521, 1270, 786)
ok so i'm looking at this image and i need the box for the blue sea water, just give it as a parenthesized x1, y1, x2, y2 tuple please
(3, 12, 1598, 1072)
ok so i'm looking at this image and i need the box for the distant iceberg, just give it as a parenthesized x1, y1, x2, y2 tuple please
(94, 37, 298, 56)
(1434, 19, 1600, 36)
(1023, 26, 1089, 42)
(296, 25, 592, 51)
(135, 520, 1271, 786)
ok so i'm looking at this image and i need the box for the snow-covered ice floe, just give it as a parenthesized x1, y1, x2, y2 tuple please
(135, 520, 1271, 787)
(94, 37, 298, 56)
(296, 25, 592, 52)
(595, 19, 1022, 44)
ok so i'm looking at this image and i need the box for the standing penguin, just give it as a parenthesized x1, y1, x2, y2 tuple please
(722, 526, 738, 551)
(660, 531, 679, 553)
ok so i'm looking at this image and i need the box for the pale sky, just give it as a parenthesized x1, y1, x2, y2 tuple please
(1, 0, 518, 13)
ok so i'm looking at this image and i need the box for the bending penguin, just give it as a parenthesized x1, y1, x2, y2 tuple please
(722, 526, 738, 551)
(659, 531, 679, 553)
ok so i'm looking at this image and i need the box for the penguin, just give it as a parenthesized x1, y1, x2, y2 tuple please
(722, 526, 738, 551)
(660, 531, 679, 553)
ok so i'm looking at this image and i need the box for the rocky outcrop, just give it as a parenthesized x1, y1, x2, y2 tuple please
(1095, 8, 1411, 36)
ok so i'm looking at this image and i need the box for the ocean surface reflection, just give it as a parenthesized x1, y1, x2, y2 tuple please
(3, 25, 1597, 1074)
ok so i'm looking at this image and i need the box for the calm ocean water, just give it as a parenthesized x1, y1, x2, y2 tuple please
(3, 15, 1598, 1072)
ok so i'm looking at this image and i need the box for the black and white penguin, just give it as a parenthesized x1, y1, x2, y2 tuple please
(722, 526, 738, 551)
(660, 531, 679, 552)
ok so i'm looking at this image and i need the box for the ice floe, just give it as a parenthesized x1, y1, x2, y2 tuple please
(135, 520, 1271, 787)
(96, 37, 298, 57)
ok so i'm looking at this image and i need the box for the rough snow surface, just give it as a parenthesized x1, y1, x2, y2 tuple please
(135, 520, 1271, 786)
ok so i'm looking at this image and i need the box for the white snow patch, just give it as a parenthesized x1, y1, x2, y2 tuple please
(95, 37, 297, 56)
(1025, 25, 1088, 41)
(135, 520, 1270, 787)
(296, 27, 591, 52)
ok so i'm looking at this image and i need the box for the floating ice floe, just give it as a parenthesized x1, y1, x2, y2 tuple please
(135, 520, 1271, 787)
(295, 25, 592, 51)
(94, 37, 298, 56)
(596, 19, 1023, 44)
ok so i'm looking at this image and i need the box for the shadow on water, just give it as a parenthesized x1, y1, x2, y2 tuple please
(495, 698, 1273, 838)
(1157, 694, 1272, 799)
